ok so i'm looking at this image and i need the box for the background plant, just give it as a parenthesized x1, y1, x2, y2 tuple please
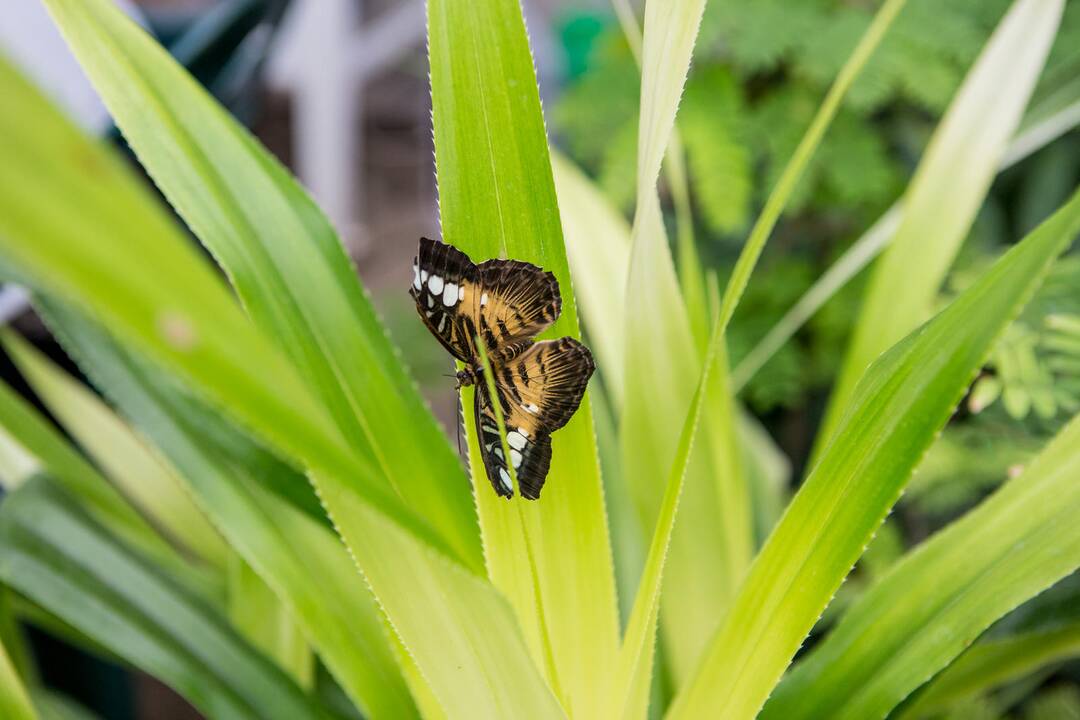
(0, 0, 1078, 719)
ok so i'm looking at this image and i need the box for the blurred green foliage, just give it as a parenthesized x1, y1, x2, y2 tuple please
(555, 0, 1080, 419)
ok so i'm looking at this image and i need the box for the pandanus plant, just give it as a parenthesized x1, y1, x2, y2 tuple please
(0, 0, 1079, 718)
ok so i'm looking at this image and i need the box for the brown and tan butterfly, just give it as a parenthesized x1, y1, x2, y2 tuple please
(410, 237, 594, 500)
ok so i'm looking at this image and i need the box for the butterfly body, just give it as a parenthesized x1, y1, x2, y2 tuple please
(410, 237, 594, 500)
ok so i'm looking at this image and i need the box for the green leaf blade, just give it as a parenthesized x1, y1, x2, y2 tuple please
(428, 0, 619, 713)
(763, 410, 1080, 719)
(0, 637, 36, 720)
(0, 478, 323, 720)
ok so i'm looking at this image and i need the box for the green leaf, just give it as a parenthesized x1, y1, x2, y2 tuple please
(0, 478, 324, 720)
(24, 299, 419, 719)
(816, 0, 1065, 454)
(763, 407, 1080, 718)
(0, 49, 560, 719)
(900, 622, 1080, 718)
(227, 556, 314, 689)
(670, 186, 1080, 719)
(428, 0, 618, 713)
(0, 368, 210, 597)
(679, 68, 752, 237)
(714, 0, 910, 334)
(608, 305, 724, 720)
(38, 0, 481, 567)
(0, 637, 35, 720)
(620, 0, 755, 683)
(551, 151, 630, 399)
(4, 332, 226, 569)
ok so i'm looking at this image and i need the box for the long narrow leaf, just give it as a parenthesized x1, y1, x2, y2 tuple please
(227, 557, 313, 689)
(899, 622, 1080, 718)
(815, 0, 1065, 454)
(5, 325, 416, 718)
(0, 369, 209, 596)
(761, 410, 1080, 719)
(39, 0, 481, 566)
(620, 0, 750, 681)
(671, 187, 1080, 719)
(0, 478, 324, 720)
(608, 309, 724, 719)
(428, 0, 618, 713)
(4, 333, 225, 568)
(0, 54, 562, 718)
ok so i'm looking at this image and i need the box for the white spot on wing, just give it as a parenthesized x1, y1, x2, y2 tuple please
(523, 403, 539, 414)
(507, 431, 526, 450)
(480, 292, 489, 306)
(498, 468, 512, 492)
(510, 449, 523, 468)
(421, 270, 429, 283)
(426, 294, 434, 309)
(412, 264, 421, 290)
(493, 447, 503, 459)
(459, 285, 465, 301)
(436, 314, 447, 332)
(428, 274, 444, 294)
(443, 282, 458, 306)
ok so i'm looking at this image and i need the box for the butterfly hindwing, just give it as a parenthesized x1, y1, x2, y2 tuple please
(474, 338, 594, 499)
(475, 384, 553, 500)
(503, 338, 595, 432)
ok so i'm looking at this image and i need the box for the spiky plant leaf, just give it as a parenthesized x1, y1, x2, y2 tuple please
(671, 186, 1080, 719)
(427, 0, 619, 713)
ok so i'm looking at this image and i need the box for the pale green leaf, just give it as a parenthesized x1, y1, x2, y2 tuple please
(670, 187, 1080, 719)
(763, 408, 1080, 718)
(621, 0, 751, 681)
(551, 151, 629, 398)
(0, 637, 35, 720)
(428, 0, 618, 713)
(4, 333, 226, 569)
(227, 556, 313, 690)
(0, 52, 560, 719)
(817, 0, 1065, 453)
(39, 0, 481, 566)
(0, 478, 324, 720)
(608, 309, 725, 720)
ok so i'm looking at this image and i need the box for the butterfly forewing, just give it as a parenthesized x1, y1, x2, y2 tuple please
(473, 258, 561, 354)
(410, 237, 478, 361)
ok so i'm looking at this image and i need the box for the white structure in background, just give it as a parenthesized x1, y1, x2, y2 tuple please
(267, 0, 561, 243)
(0, 0, 561, 320)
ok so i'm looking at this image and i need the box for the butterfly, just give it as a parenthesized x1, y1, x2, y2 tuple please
(410, 237, 594, 500)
